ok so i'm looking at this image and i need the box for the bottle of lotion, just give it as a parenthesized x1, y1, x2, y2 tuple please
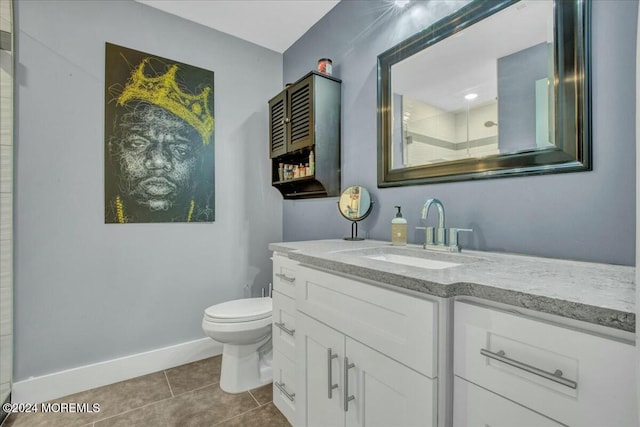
(391, 206, 407, 246)
(309, 150, 315, 175)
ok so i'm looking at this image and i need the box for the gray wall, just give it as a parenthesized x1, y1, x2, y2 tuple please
(14, 0, 283, 380)
(283, 0, 637, 266)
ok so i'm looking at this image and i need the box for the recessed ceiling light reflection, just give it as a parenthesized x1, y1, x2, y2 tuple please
(464, 93, 478, 100)
(395, 0, 410, 8)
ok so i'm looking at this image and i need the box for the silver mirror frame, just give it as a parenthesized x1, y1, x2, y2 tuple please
(377, 0, 591, 187)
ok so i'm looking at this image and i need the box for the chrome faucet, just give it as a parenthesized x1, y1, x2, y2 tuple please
(417, 198, 473, 252)
(421, 198, 446, 246)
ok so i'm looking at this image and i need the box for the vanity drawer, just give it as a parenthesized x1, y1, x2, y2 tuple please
(296, 265, 438, 378)
(454, 301, 638, 426)
(453, 376, 562, 427)
(272, 349, 296, 425)
(272, 253, 299, 298)
(272, 290, 296, 361)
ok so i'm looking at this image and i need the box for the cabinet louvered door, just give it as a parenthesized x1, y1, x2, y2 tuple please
(269, 91, 287, 158)
(287, 76, 314, 152)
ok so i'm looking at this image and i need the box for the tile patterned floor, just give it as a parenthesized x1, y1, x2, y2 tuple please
(2, 355, 291, 427)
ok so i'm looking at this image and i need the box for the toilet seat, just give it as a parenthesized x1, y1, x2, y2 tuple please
(204, 297, 272, 323)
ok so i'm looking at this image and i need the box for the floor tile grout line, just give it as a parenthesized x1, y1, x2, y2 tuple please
(211, 403, 267, 427)
(163, 370, 175, 398)
(91, 391, 177, 424)
(171, 381, 218, 398)
(248, 389, 261, 407)
(176, 382, 217, 396)
(92, 382, 218, 425)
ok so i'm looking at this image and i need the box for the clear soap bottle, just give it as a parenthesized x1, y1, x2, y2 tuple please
(391, 206, 407, 246)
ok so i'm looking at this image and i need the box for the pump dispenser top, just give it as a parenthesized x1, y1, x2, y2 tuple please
(391, 206, 407, 246)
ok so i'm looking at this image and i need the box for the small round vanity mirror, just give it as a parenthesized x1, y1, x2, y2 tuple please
(337, 185, 373, 240)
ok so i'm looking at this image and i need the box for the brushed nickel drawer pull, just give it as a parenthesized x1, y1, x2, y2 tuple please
(274, 322, 295, 336)
(275, 381, 295, 402)
(327, 348, 339, 399)
(275, 273, 295, 283)
(480, 348, 577, 389)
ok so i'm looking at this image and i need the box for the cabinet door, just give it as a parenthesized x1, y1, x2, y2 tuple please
(269, 91, 287, 158)
(345, 337, 437, 427)
(297, 314, 345, 427)
(287, 76, 314, 152)
(453, 376, 563, 427)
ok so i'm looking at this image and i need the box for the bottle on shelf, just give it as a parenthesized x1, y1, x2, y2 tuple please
(309, 150, 315, 175)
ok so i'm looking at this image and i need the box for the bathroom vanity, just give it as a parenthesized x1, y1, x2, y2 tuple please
(270, 240, 636, 427)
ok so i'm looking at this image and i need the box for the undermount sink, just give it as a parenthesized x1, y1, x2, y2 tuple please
(331, 245, 478, 270)
(365, 253, 461, 270)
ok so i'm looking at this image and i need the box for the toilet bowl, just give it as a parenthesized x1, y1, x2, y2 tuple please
(202, 297, 273, 393)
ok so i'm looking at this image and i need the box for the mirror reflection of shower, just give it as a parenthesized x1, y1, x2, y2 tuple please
(464, 93, 478, 157)
(395, 92, 500, 167)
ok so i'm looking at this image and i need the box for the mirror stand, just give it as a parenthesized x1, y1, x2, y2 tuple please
(345, 220, 364, 241)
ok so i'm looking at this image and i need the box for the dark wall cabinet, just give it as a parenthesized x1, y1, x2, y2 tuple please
(269, 71, 341, 199)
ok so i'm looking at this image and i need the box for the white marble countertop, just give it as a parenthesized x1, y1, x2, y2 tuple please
(269, 239, 636, 332)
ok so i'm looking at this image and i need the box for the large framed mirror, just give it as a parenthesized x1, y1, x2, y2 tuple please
(377, 0, 590, 187)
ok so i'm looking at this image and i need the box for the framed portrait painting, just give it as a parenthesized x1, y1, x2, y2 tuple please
(105, 43, 215, 223)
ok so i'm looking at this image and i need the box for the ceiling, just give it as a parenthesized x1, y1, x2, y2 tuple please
(135, 0, 340, 53)
(393, 0, 553, 112)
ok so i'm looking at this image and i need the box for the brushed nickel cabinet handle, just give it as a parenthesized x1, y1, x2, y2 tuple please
(275, 381, 295, 402)
(343, 357, 355, 412)
(480, 348, 577, 389)
(327, 348, 339, 399)
(275, 273, 295, 283)
(274, 322, 295, 336)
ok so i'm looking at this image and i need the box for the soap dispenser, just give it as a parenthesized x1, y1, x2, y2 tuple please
(391, 206, 407, 246)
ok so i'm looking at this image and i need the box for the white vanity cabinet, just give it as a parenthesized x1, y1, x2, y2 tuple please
(294, 265, 439, 427)
(453, 300, 638, 427)
(272, 254, 300, 425)
(271, 246, 637, 427)
(297, 313, 436, 427)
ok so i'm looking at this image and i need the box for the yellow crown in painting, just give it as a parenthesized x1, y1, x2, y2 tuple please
(117, 59, 213, 145)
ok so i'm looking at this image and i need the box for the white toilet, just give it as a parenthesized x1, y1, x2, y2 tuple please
(202, 297, 273, 393)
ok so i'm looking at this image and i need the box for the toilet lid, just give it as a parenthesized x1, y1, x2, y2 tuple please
(204, 297, 272, 323)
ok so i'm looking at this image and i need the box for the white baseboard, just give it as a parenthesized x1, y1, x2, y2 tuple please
(12, 338, 222, 404)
